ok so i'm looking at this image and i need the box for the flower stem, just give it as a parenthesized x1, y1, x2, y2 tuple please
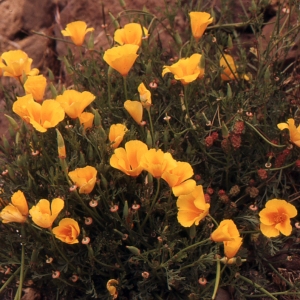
(161, 238, 211, 268)
(212, 257, 221, 300)
(147, 108, 155, 147)
(123, 76, 128, 100)
(141, 178, 160, 229)
(236, 273, 277, 300)
(50, 231, 76, 271)
(15, 225, 26, 300)
(0, 267, 20, 296)
(245, 121, 286, 148)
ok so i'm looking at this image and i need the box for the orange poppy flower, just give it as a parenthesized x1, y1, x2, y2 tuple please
(177, 185, 210, 227)
(56, 90, 95, 119)
(277, 118, 300, 147)
(109, 124, 128, 149)
(140, 149, 177, 178)
(61, 21, 94, 46)
(103, 44, 139, 76)
(68, 166, 97, 194)
(0, 50, 39, 79)
(138, 83, 152, 109)
(161, 161, 196, 196)
(124, 100, 143, 125)
(259, 199, 297, 237)
(79, 112, 94, 130)
(162, 53, 204, 85)
(110, 140, 148, 177)
(52, 218, 80, 244)
(0, 191, 28, 223)
(29, 198, 64, 228)
(114, 23, 149, 47)
(189, 12, 213, 41)
(24, 75, 47, 102)
(211, 219, 243, 258)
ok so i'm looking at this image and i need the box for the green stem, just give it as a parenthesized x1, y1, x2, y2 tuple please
(0, 267, 21, 295)
(208, 214, 219, 227)
(107, 72, 112, 109)
(50, 231, 75, 271)
(245, 121, 286, 148)
(15, 225, 26, 300)
(212, 258, 221, 300)
(236, 274, 277, 300)
(147, 108, 155, 147)
(141, 178, 161, 229)
(123, 76, 128, 100)
(161, 238, 211, 268)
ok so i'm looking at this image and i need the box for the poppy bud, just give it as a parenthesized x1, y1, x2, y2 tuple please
(126, 246, 141, 255)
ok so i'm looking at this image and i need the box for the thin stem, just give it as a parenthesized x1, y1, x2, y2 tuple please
(123, 76, 128, 100)
(244, 121, 286, 148)
(15, 225, 26, 300)
(50, 231, 75, 271)
(212, 258, 221, 300)
(236, 274, 277, 300)
(208, 214, 219, 227)
(147, 108, 155, 147)
(161, 238, 211, 268)
(141, 178, 161, 229)
(0, 267, 21, 295)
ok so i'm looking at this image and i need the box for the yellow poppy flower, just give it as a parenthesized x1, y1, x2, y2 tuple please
(103, 44, 139, 77)
(52, 218, 80, 244)
(211, 219, 243, 258)
(13, 96, 65, 133)
(61, 21, 94, 46)
(277, 118, 300, 147)
(109, 124, 128, 149)
(189, 12, 213, 41)
(124, 100, 143, 124)
(24, 75, 47, 102)
(110, 140, 148, 177)
(29, 198, 64, 228)
(0, 191, 28, 223)
(138, 83, 152, 109)
(162, 161, 196, 196)
(114, 23, 149, 47)
(68, 166, 97, 194)
(0, 50, 39, 79)
(56, 90, 95, 119)
(12, 94, 35, 124)
(220, 54, 237, 81)
(79, 112, 94, 130)
(140, 149, 177, 178)
(259, 199, 297, 238)
(162, 53, 204, 85)
(177, 185, 210, 227)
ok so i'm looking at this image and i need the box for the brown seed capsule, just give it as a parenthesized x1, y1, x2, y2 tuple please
(52, 271, 60, 278)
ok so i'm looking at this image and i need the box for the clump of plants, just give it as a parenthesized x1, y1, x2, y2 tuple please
(0, 1, 300, 299)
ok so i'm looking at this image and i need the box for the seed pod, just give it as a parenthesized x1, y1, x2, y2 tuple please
(126, 246, 141, 255)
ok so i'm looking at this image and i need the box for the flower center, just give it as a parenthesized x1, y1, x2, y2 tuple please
(273, 213, 286, 224)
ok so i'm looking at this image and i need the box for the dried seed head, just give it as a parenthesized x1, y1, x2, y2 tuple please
(110, 205, 119, 212)
(132, 204, 140, 210)
(249, 204, 258, 211)
(69, 185, 77, 192)
(46, 257, 53, 264)
(198, 277, 207, 285)
(71, 275, 79, 282)
(89, 200, 98, 207)
(85, 217, 93, 225)
(52, 271, 60, 279)
(82, 237, 90, 245)
(142, 271, 150, 279)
